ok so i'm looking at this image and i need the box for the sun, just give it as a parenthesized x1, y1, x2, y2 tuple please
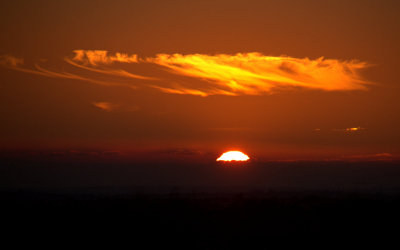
(216, 151, 250, 162)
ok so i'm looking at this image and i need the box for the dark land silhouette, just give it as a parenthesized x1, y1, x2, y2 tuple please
(2, 152, 400, 247)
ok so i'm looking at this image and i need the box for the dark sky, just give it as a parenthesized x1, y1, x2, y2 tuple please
(1, 0, 400, 161)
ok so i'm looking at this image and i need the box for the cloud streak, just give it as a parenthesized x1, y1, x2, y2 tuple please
(149, 53, 370, 95)
(72, 50, 139, 65)
(1, 51, 371, 96)
(92, 102, 119, 111)
(0, 54, 141, 88)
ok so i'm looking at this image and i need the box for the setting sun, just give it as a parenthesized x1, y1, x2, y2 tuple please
(216, 151, 250, 162)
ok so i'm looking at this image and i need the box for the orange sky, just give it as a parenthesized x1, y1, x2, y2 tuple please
(1, 0, 400, 160)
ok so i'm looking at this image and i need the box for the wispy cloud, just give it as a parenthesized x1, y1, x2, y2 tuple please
(72, 50, 138, 65)
(92, 102, 119, 111)
(0, 54, 141, 88)
(332, 152, 395, 162)
(91, 102, 140, 112)
(65, 57, 154, 80)
(315, 127, 366, 133)
(1, 51, 372, 96)
(333, 127, 365, 132)
(0, 55, 24, 67)
(148, 53, 370, 95)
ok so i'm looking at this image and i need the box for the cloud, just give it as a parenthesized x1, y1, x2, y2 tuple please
(91, 102, 140, 112)
(65, 57, 154, 81)
(0, 55, 24, 67)
(1, 51, 372, 96)
(340, 153, 394, 161)
(1, 54, 141, 88)
(332, 127, 365, 132)
(72, 50, 138, 65)
(344, 127, 364, 132)
(92, 102, 119, 111)
(149, 85, 211, 97)
(315, 127, 366, 133)
(148, 53, 370, 95)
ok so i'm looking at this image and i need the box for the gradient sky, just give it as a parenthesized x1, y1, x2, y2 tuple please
(1, 0, 400, 161)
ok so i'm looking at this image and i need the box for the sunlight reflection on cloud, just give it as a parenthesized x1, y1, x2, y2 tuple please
(1, 51, 372, 96)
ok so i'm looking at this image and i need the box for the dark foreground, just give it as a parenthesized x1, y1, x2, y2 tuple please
(2, 189, 400, 247)
(2, 155, 400, 247)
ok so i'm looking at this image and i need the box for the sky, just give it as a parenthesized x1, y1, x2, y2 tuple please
(1, 0, 400, 161)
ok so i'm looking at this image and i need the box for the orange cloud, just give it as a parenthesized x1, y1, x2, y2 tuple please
(332, 127, 365, 132)
(0, 55, 24, 67)
(148, 53, 370, 95)
(92, 102, 118, 111)
(65, 57, 155, 81)
(1, 51, 372, 96)
(72, 50, 138, 65)
(0, 54, 141, 88)
(345, 127, 364, 131)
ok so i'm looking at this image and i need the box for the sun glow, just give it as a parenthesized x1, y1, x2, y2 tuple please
(217, 151, 250, 162)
